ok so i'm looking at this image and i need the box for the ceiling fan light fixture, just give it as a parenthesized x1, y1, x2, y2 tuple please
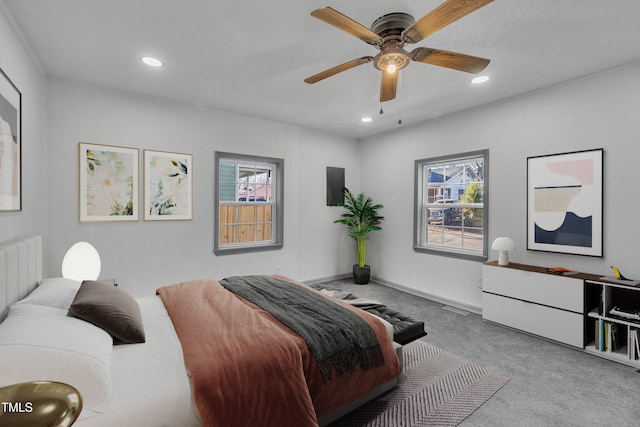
(374, 50, 409, 73)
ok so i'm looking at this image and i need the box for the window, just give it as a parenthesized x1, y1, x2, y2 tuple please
(214, 152, 283, 255)
(414, 150, 488, 261)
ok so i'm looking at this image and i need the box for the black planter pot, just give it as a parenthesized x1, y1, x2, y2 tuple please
(353, 265, 371, 285)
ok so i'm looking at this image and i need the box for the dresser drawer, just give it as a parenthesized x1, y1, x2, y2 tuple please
(482, 293, 584, 348)
(483, 265, 583, 312)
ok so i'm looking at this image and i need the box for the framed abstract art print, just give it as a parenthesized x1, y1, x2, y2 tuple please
(527, 148, 603, 257)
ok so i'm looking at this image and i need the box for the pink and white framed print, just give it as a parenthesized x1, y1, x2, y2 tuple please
(527, 148, 603, 257)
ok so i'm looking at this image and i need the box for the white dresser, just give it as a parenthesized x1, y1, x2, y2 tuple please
(482, 262, 584, 348)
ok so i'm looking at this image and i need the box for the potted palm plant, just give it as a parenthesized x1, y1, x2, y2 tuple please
(334, 188, 384, 284)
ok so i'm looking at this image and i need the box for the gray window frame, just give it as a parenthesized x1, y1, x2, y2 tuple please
(214, 151, 284, 255)
(413, 149, 489, 261)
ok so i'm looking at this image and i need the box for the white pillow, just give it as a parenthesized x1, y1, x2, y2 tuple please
(0, 304, 113, 418)
(13, 277, 81, 310)
(7, 303, 67, 317)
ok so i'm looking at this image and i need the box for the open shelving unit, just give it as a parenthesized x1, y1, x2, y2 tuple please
(584, 279, 640, 367)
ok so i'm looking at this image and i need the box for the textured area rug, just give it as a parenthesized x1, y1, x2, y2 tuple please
(330, 340, 509, 426)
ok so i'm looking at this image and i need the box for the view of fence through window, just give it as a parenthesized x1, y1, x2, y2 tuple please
(219, 160, 274, 245)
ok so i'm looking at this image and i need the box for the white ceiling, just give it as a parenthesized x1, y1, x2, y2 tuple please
(2, 0, 640, 139)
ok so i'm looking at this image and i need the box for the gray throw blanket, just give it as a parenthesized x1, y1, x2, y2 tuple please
(220, 275, 385, 383)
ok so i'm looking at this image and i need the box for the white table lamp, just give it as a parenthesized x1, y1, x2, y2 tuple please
(62, 242, 101, 281)
(492, 237, 515, 266)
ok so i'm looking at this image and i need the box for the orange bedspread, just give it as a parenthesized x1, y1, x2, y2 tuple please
(157, 277, 401, 427)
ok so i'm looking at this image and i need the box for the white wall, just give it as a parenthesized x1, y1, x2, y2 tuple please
(0, 7, 47, 243)
(45, 79, 361, 296)
(361, 62, 640, 311)
(5, 4, 640, 309)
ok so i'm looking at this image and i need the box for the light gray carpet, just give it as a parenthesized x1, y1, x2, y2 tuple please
(317, 278, 640, 426)
(330, 340, 509, 426)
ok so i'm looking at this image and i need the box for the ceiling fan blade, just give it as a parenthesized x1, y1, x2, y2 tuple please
(402, 0, 494, 44)
(380, 70, 398, 102)
(411, 47, 490, 74)
(304, 57, 374, 84)
(311, 7, 382, 45)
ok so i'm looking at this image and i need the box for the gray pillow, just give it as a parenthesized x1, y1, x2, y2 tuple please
(69, 281, 145, 344)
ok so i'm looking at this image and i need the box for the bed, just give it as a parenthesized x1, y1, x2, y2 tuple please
(0, 236, 403, 427)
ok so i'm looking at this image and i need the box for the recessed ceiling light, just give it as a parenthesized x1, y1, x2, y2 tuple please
(471, 75, 490, 84)
(361, 117, 373, 123)
(140, 56, 163, 67)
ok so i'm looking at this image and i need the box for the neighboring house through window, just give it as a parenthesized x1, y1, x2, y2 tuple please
(414, 150, 488, 261)
(214, 152, 283, 255)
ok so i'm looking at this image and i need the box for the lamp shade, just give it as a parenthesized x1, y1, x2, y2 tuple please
(491, 237, 515, 266)
(492, 237, 515, 251)
(62, 242, 101, 282)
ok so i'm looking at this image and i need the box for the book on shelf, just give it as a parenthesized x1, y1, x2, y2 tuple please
(599, 319, 605, 352)
(609, 323, 619, 352)
(597, 322, 620, 352)
(628, 329, 638, 360)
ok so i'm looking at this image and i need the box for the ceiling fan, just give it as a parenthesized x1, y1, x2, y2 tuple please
(304, 0, 493, 102)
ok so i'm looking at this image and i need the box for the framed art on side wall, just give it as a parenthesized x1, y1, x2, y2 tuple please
(0, 68, 21, 211)
(79, 142, 139, 222)
(527, 148, 603, 256)
(144, 150, 192, 220)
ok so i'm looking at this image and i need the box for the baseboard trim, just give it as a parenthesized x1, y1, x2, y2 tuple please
(304, 273, 351, 286)
(371, 276, 482, 315)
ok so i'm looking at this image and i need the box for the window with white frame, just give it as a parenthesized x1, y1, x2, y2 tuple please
(414, 150, 488, 261)
(214, 152, 283, 255)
